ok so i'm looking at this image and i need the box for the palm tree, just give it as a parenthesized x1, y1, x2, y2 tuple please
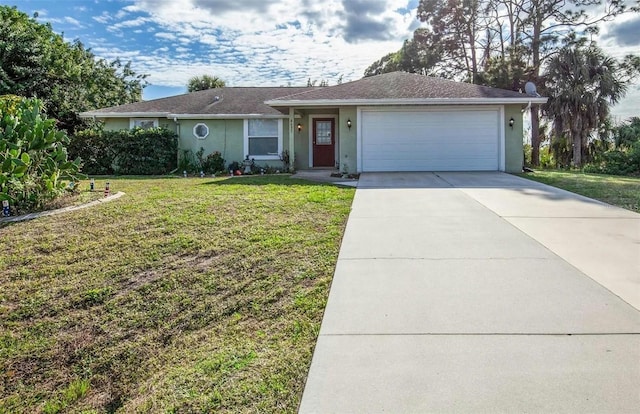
(187, 75, 226, 92)
(544, 44, 627, 167)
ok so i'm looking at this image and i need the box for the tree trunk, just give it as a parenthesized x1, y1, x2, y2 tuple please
(530, 105, 540, 167)
(530, 5, 542, 166)
(572, 132, 582, 168)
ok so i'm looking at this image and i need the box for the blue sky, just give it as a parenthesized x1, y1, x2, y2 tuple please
(9, 0, 640, 119)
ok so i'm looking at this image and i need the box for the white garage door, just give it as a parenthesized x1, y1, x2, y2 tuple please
(361, 109, 500, 171)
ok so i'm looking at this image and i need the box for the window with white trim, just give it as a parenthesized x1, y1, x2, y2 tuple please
(193, 123, 209, 139)
(130, 118, 158, 129)
(244, 119, 282, 160)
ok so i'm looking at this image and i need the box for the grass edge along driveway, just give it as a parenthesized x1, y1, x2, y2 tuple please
(518, 170, 640, 213)
(0, 175, 355, 413)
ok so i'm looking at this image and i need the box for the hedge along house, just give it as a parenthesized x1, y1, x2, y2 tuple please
(81, 72, 547, 173)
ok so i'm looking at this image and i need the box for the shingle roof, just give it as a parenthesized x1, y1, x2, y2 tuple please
(82, 87, 313, 117)
(270, 71, 537, 102)
(82, 72, 546, 118)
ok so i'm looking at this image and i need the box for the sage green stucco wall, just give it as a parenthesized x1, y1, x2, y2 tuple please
(504, 104, 524, 173)
(102, 118, 129, 130)
(177, 119, 244, 164)
(292, 117, 309, 170)
(338, 107, 357, 174)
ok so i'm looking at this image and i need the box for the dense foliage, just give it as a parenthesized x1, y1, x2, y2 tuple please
(0, 6, 147, 133)
(187, 75, 226, 92)
(69, 128, 178, 175)
(178, 147, 226, 175)
(584, 117, 640, 175)
(0, 96, 85, 213)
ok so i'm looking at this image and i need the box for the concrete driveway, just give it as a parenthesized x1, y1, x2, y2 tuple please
(299, 172, 640, 413)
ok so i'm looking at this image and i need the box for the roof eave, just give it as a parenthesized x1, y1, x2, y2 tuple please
(79, 111, 170, 118)
(169, 113, 293, 119)
(79, 112, 297, 119)
(265, 97, 549, 106)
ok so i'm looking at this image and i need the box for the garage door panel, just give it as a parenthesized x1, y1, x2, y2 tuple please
(362, 109, 499, 172)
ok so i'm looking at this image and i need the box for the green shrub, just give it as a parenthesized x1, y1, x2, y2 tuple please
(69, 128, 178, 175)
(178, 148, 225, 175)
(584, 141, 640, 176)
(539, 146, 555, 169)
(0, 96, 85, 213)
(523, 143, 532, 167)
(67, 128, 111, 175)
(201, 150, 225, 174)
(178, 149, 198, 174)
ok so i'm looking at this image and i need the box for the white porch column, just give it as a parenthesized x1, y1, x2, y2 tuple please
(288, 107, 295, 171)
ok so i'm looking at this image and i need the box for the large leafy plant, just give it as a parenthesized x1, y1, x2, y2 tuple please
(0, 95, 85, 213)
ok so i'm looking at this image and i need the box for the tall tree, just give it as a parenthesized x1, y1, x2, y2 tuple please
(364, 28, 443, 77)
(544, 43, 633, 167)
(416, 0, 490, 83)
(0, 6, 147, 132)
(187, 75, 226, 92)
(520, 0, 626, 166)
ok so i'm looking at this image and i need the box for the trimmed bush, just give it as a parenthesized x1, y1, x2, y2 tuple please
(69, 128, 178, 175)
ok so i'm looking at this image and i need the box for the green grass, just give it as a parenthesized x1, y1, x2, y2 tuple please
(518, 170, 640, 213)
(0, 175, 355, 413)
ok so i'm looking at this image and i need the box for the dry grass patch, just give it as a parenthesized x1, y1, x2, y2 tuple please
(0, 175, 354, 413)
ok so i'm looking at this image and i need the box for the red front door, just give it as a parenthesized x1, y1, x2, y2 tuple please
(313, 118, 335, 167)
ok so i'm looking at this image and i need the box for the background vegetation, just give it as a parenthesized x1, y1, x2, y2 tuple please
(187, 75, 226, 92)
(0, 6, 147, 133)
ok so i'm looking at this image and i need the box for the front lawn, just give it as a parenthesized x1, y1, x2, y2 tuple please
(0, 176, 355, 413)
(518, 170, 640, 213)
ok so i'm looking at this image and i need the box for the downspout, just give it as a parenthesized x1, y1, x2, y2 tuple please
(288, 107, 295, 171)
(173, 117, 180, 170)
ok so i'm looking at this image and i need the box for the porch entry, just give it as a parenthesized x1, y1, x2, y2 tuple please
(312, 118, 335, 167)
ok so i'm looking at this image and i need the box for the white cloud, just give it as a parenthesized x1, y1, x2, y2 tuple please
(93, 12, 111, 24)
(108, 16, 150, 31)
(96, 0, 414, 88)
(64, 16, 83, 27)
(155, 32, 177, 41)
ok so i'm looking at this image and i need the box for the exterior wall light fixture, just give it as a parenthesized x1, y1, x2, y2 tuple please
(297, 123, 302, 132)
(509, 117, 515, 129)
(347, 119, 352, 129)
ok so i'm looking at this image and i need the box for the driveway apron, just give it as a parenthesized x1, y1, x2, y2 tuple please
(299, 172, 640, 413)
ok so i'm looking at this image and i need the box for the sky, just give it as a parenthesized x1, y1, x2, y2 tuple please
(8, 0, 640, 120)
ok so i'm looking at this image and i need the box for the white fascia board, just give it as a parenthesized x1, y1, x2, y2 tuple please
(79, 112, 303, 120)
(79, 111, 170, 118)
(169, 114, 301, 119)
(265, 97, 548, 106)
